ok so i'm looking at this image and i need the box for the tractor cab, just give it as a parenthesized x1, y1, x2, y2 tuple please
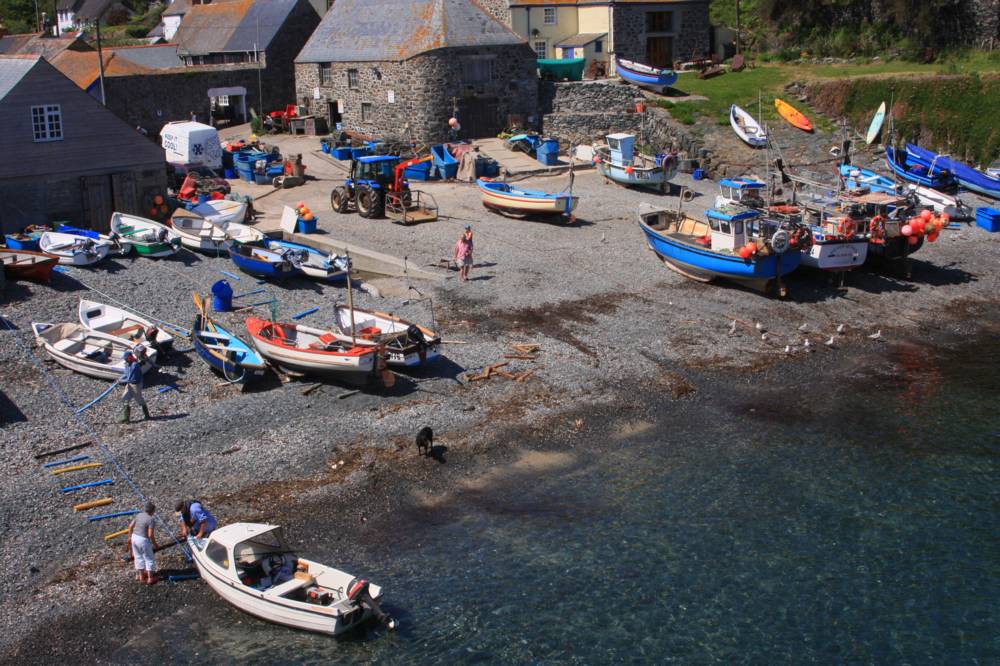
(332, 154, 439, 225)
(349, 156, 400, 190)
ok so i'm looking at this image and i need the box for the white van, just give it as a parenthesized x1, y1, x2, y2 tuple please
(160, 121, 223, 169)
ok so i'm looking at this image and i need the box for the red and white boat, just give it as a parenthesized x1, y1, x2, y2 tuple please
(245, 317, 380, 381)
(0, 248, 59, 283)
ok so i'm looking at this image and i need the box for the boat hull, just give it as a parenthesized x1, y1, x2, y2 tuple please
(0, 249, 58, 282)
(32, 322, 156, 380)
(800, 239, 869, 271)
(3, 234, 41, 251)
(868, 235, 924, 260)
(264, 239, 348, 282)
(477, 180, 578, 216)
(332, 306, 442, 368)
(885, 147, 954, 189)
(639, 217, 800, 291)
(730, 104, 767, 148)
(228, 245, 296, 279)
(774, 98, 813, 132)
(246, 319, 377, 379)
(191, 315, 266, 383)
(866, 102, 886, 144)
(615, 57, 677, 89)
(597, 161, 672, 191)
(78, 299, 174, 348)
(905, 143, 1000, 199)
(38, 233, 110, 266)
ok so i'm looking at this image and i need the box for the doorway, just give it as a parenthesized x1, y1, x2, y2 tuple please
(328, 100, 342, 132)
(207, 86, 247, 127)
(457, 97, 501, 139)
(646, 36, 674, 68)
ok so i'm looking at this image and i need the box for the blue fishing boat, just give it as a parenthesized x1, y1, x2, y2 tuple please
(227, 242, 297, 280)
(885, 146, 954, 189)
(637, 203, 800, 296)
(431, 144, 458, 180)
(905, 143, 1000, 199)
(263, 238, 349, 281)
(615, 56, 677, 90)
(594, 133, 677, 193)
(191, 293, 266, 384)
(477, 179, 578, 218)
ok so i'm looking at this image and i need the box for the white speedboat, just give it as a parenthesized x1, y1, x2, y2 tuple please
(188, 523, 395, 635)
(78, 299, 174, 348)
(38, 232, 110, 266)
(32, 322, 156, 380)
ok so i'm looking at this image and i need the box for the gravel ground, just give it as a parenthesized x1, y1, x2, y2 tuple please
(1, 129, 998, 662)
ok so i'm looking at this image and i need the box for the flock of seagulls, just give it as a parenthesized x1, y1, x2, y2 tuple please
(727, 319, 884, 353)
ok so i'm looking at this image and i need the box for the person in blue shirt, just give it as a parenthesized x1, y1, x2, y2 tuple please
(175, 499, 217, 539)
(118, 348, 149, 424)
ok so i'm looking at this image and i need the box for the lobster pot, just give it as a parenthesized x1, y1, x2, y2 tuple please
(884, 220, 901, 238)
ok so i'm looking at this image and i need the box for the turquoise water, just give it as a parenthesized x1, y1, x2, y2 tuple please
(112, 338, 999, 664)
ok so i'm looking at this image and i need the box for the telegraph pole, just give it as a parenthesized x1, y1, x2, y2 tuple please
(735, 0, 741, 55)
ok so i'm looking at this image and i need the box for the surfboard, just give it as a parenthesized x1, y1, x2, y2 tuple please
(866, 101, 886, 144)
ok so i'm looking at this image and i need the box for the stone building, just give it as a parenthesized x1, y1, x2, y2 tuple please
(295, 0, 539, 142)
(508, 0, 710, 74)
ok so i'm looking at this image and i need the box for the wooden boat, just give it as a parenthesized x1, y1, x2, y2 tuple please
(774, 98, 813, 132)
(637, 203, 801, 295)
(730, 105, 767, 148)
(228, 242, 297, 280)
(110, 213, 181, 258)
(330, 305, 441, 368)
(190, 199, 248, 227)
(170, 209, 263, 253)
(615, 56, 677, 90)
(188, 523, 395, 635)
(838, 191, 925, 262)
(263, 239, 349, 282)
(885, 146, 955, 189)
(191, 293, 267, 383)
(245, 316, 379, 380)
(31, 322, 156, 380)
(78, 299, 174, 348)
(38, 232, 110, 266)
(594, 133, 677, 193)
(0, 248, 58, 283)
(55, 224, 132, 256)
(905, 143, 1000, 199)
(476, 179, 578, 218)
(866, 101, 886, 144)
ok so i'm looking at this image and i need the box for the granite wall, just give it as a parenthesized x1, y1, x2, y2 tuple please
(611, 1, 710, 64)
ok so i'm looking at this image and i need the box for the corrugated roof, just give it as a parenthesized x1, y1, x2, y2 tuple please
(0, 56, 38, 101)
(297, 0, 524, 63)
(175, 0, 306, 56)
(556, 32, 606, 47)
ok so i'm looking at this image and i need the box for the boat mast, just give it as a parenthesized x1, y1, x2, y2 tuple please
(345, 249, 356, 345)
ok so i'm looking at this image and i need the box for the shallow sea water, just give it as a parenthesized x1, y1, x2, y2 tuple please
(112, 337, 999, 664)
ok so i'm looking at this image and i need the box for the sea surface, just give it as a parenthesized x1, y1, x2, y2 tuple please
(112, 337, 999, 664)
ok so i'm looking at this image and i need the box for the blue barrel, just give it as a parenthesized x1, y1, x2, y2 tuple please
(536, 138, 560, 166)
(693, 168, 705, 181)
(211, 280, 233, 312)
(296, 217, 317, 234)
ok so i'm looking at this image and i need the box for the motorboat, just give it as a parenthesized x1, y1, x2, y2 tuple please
(245, 316, 381, 381)
(228, 242, 297, 280)
(263, 239, 349, 282)
(594, 133, 677, 193)
(38, 232, 110, 266)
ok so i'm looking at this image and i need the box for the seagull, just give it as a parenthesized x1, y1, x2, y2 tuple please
(868, 330, 882, 340)
(755, 322, 765, 332)
(836, 324, 846, 334)
(798, 323, 810, 332)
(761, 333, 768, 341)
(825, 336, 836, 347)
(601, 232, 607, 243)
(729, 320, 737, 335)
(804, 338, 812, 350)
(784, 345, 791, 353)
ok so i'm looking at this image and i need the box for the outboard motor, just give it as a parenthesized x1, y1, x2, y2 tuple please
(347, 578, 396, 630)
(156, 227, 169, 243)
(406, 324, 427, 362)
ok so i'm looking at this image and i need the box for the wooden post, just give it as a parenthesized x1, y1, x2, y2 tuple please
(73, 498, 113, 512)
(345, 249, 356, 345)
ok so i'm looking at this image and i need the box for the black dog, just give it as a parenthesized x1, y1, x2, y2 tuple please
(416, 426, 433, 457)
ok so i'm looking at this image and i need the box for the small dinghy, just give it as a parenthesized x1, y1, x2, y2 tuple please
(774, 98, 813, 132)
(3, 225, 49, 250)
(32, 322, 156, 380)
(228, 242, 297, 280)
(885, 146, 955, 189)
(615, 56, 677, 90)
(191, 293, 267, 384)
(263, 239, 349, 281)
(730, 104, 767, 148)
(56, 224, 132, 256)
(78, 299, 174, 349)
(190, 199, 248, 227)
(110, 213, 181, 258)
(170, 209, 264, 253)
(905, 143, 1000, 199)
(245, 316, 383, 382)
(330, 305, 441, 368)
(38, 232, 110, 266)
(476, 179, 578, 219)
(188, 523, 396, 635)
(0, 249, 59, 283)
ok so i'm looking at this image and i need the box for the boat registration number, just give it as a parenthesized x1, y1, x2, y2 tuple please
(636, 171, 649, 180)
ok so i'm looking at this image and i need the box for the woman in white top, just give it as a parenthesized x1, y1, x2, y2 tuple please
(126, 502, 160, 585)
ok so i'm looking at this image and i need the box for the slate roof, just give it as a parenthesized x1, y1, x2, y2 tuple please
(111, 44, 183, 69)
(49, 44, 184, 89)
(175, 0, 306, 56)
(0, 33, 89, 60)
(163, 0, 193, 16)
(297, 0, 524, 63)
(56, 0, 121, 20)
(0, 56, 38, 102)
(556, 32, 606, 47)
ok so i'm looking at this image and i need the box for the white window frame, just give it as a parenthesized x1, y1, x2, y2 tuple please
(533, 40, 547, 59)
(31, 105, 63, 142)
(347, 69, 359, 90)
(543, 8, 557, 25)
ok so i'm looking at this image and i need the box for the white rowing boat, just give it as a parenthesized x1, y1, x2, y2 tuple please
(730, 104, 767, 148)
(245, 316, 378, 380)
(331, 305, 441, 367)
(188, 523, 395, 635)
(78, 299, 174, 348)
(32, 322, 156, 380)
(38, 232, 110, 266)
(110, 213, 181, 258)
(170, 209, 263, 253)
(191, 199, 248, 227)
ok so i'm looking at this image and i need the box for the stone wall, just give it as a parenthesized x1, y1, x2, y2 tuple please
(966, 0, 1000, 48)
(475, 0, 511, 27)
(296, 44, 539, 143)
(612, 1, 710, 63)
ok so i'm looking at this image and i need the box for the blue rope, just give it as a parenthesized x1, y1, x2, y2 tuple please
(75, 381, 118, 414)
(0, 317, 189, 557)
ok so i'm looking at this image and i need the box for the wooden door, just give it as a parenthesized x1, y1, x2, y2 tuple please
(80, 174, 113, 233)
(112, 171, 138, 218)
(646, 36, 674, 68)
(457, 98, 500, 139)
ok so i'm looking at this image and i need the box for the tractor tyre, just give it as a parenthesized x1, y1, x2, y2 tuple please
(357, 186, 384, 219)
(331, 186, 350, 213)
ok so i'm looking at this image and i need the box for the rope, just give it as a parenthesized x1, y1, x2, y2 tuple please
(0, 316, 189, 557)
(75, 381, 118, 415)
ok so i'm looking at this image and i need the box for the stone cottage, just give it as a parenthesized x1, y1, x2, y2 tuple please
(295, 0, 539, 142)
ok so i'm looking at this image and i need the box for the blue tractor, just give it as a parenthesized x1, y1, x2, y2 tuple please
(330, 155, 438, 224)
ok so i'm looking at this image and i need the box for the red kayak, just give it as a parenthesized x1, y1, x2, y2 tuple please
(0, 248, 59, 283)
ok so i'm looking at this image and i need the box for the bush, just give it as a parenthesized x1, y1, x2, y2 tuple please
(774, 47, 800, 62)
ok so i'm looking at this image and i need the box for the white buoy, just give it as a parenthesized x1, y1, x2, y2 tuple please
(784, 345, 791, 353)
